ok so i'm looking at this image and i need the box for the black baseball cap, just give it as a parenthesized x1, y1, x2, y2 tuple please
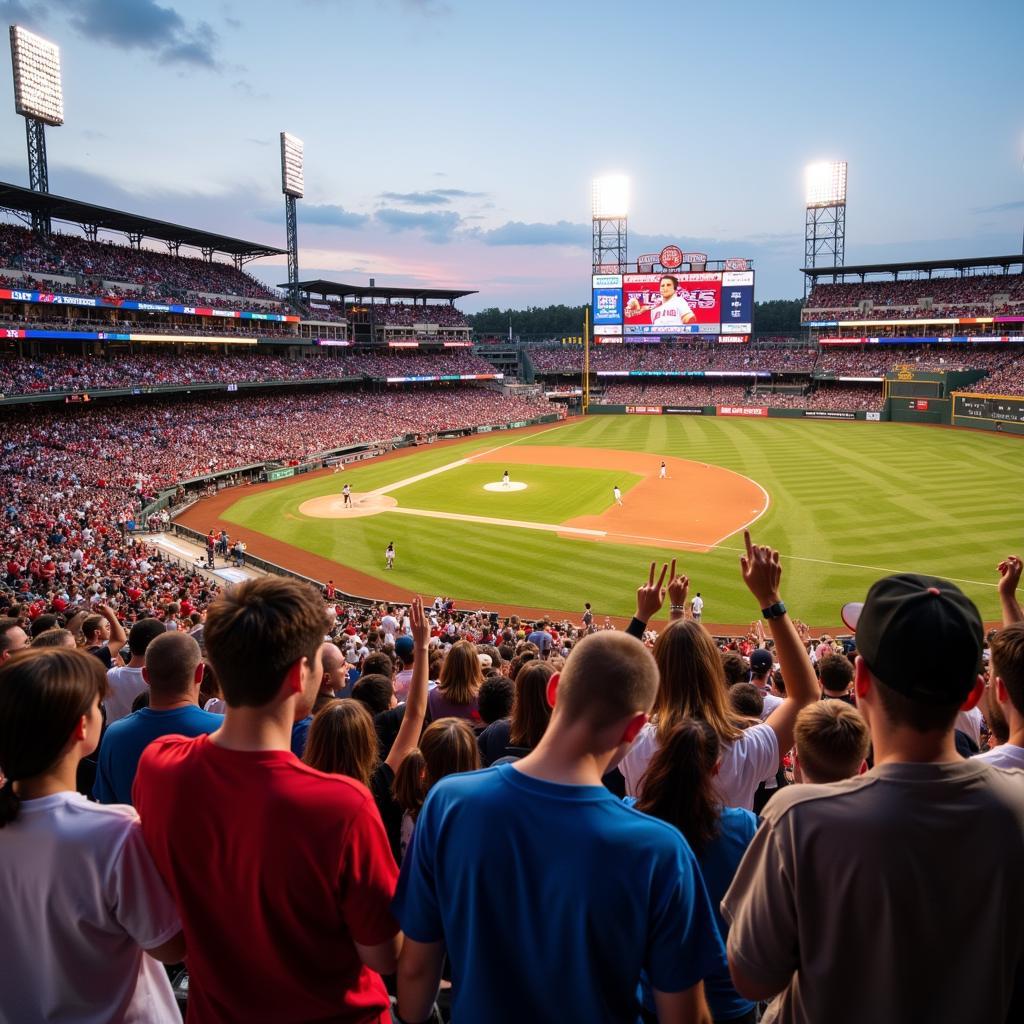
(841, 574, 983, 704)
(749, 649, 774, 674)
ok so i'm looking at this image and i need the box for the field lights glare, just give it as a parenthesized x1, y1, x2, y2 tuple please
(805, 161, 847, 208)
(592, 175, 629, 218)
(280, 131, 305, 198)
(9, 25, 64, 126)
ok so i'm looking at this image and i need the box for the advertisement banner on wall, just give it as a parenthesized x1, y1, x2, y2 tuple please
(866, 412, 881, 421)
(626, 406, 662, 415)
(717, 405, 768, 417)
(662, 406, 705, 415)
(592, 287, 624, 326)
(804, 410, 856, 420)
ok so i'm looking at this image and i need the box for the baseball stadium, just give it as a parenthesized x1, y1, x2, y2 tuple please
(2, 7, 1024, 1023)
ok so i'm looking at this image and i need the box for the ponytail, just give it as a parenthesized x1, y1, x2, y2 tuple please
(393, 748, 427, 818)
(635, 717, 721, 855)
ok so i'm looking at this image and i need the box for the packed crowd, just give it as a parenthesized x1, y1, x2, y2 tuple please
(960, 353, 1024, 396)
(353, 304, 470, 328)
(813, 343, 1022, 376)
(595, 382, 883, 411)
(0, 351, 501, 397)
(0, 312, 297, 338)
(803, 272, 1024, 320)
(2, 534, 1022, 1023)
(596, 383, 748, 407)
(528, 344, 817, 375)
(0, 224, 279, 304)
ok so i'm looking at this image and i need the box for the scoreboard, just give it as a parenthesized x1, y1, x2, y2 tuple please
(953, 393, 1024, 425)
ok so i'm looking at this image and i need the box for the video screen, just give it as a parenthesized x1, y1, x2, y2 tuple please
(623, 273, 722, 334)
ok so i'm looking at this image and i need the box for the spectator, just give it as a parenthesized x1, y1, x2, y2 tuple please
(427, 639, 483, 726)
(394, 717, 481, 859)
(93, 632, 220, 805)
(317, 641, 352, 704)
(722, 573, 1024, 1022)
(82, 605, 128, 669)
(133, 577, 401, 1024)
(477, 660, 555, 766)
(31, 626, 76, 648)
(105, 618, 167, 725)
(393, 630, 724, 1023)
(305, 596, 432, 861)
(792, 700, 870, 783)
(635, 718, 758, 1024)
(477, 672, 514, 727)
(621, 539, 819, 809)
(0, 648, 184, 1022)
(977, 622, 1024, 769)
(818, 653, 855, 703)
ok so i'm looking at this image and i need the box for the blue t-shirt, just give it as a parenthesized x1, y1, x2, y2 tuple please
(394, 764, 725, 1023)
(526, 630, 552, 654)
(625, 798, 758, 1021)
(291, 716, 313, 758)
(94, 705, 222, 806)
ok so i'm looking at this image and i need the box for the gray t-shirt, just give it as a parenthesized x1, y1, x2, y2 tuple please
(722, 759, 1024, 1024)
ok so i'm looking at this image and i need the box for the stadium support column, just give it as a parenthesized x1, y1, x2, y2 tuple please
(25, 117, 50, 236)
(285, 192, 299, 302)
(583, 305, 590, 412)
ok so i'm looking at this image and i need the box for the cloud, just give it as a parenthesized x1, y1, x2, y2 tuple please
(972, 199, 1024, 214)
(475, 220, 589, 247)
(0, 0, 45, 23)
(244, 137, 271, 147)
(374, 207, 461, 243)
(292, 204, 371, 229)
(50, 0, 222, 69)
(378, 188, 487, 206)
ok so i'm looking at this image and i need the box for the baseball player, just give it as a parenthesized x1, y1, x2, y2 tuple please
(342, 483, 352, 508)
(502, 470, 510, 488)
(385, 542, 395, 570)
(659, 461, 667, 480)
(625, 275, 697, 327)
(613, 485, 623, 506)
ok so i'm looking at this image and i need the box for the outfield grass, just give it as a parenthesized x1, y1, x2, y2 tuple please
(221, 417, 1024, 626)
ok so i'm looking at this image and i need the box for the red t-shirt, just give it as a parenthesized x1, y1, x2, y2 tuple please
(133, 734, 399, 1023)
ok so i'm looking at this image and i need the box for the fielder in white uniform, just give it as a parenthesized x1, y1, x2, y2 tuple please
(613, 485, 623, 506)
(659, 461, 667, 479)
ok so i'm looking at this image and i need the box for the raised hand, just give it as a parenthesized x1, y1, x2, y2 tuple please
(666, 558, 689, 618)
(409, 595, 430, 648)
(997, 555, 1024, 626)
(636, 561, 669, 624)
(740, 529, 782, 608)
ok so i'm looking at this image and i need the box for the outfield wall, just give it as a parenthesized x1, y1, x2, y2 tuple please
(587, 404, 884, 421)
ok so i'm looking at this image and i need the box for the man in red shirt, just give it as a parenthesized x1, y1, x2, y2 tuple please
(134, 577, 401, 1023)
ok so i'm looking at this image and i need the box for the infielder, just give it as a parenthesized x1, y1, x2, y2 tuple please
(659, 461, 667, 480)
(613, 485, 623, 506)
(342, 483, 352, 508)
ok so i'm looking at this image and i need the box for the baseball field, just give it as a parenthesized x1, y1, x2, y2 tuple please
(180, 415, 1024, 629)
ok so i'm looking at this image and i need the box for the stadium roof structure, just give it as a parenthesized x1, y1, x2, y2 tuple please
(802, 254, 1024, 282)
(288, 279, 477, 302)
(0, 181, 285, 261)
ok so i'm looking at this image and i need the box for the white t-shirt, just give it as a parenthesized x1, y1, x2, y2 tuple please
(691, 595, 704, 616)
(381, 614, 399, 640)
(0, 792, 180, 1024)
(650, 294, 695, 327)
(620, 720, 779, 810)
(105, 666, 148, 724)
(975, 744, 1024, 770)
(955, 706, 983, 747)
(760, 692, 784, 721)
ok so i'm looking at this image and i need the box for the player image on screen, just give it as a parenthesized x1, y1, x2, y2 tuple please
(624, 275, 696, 327)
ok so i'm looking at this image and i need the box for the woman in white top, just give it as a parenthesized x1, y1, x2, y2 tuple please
(621, 533, 820, 810)
(0, 648, 184, 1024)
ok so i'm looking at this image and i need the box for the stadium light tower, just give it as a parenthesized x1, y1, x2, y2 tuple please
(9, 25, 64, 237)
(592, 174, 628, 274)
(280, 131, 304, 304)
(804, 161, 847, 294)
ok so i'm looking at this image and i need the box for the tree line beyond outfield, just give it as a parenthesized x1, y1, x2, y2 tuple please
(467, 299, 803, 338)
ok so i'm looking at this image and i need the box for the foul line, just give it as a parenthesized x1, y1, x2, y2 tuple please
(368, 425, 566, 497)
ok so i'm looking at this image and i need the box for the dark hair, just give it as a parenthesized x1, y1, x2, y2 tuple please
(203, 577, 328, 708)
(0, 649, 108, 827)
(509, 661, 554, 749)
(729, 682, 764, 720)
(30, 614, 60, 638)
(478, 675, 514, 725)
(819, 654, 854, 694)
(351, 673, 394, 716)
(127, 617, 167, 658)
(721, 652, 747, 686)
(393, 717, 480, 819)
(362, 652, 394, 679)
(304, 699, 378, 787)
(636, 718, 721, 855)
(82, 614, 104, 642)
(659, 274, 678, 289)
(871, 670, 961, 733)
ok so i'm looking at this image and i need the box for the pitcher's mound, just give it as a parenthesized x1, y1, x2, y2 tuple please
(300, 493, 398, 519)
(483, 481, 528, 492)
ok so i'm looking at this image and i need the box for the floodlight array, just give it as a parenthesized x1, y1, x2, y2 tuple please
(280, 132, 304, 198)
(9, 25, 64, 126)
(805, 161, 847, 208)
(592, 175, 629, 218)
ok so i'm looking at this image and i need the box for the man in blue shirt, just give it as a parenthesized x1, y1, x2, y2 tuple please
(94, 631, 220, 805)
(525, 621, 553, 659)
(394, 630, 724, 1023)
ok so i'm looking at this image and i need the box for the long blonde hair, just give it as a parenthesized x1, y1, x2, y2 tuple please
(651, 620, 744, 743)
(438, 640, 483, 705)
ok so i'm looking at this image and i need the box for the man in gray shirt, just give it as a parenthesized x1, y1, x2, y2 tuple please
(722, 573, 1024, 1024)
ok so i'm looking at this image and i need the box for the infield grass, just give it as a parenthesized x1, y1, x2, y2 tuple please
(220, 417, 1024, 626)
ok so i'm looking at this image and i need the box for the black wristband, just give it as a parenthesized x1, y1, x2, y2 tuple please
(761, 601, 787, 620)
